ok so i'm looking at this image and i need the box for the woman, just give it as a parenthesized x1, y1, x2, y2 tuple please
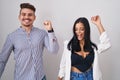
(58, 15, 111, 80)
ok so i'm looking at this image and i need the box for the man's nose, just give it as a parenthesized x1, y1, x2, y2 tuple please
(25, 15, 29, 18)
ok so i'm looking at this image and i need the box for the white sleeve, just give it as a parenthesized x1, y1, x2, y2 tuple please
(97, 31, 111, 54)
(58, 41, 68, 78)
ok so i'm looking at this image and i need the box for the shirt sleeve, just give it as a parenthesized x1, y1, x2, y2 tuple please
(0, 35, 14, 77)
(58, 41, 68, 78)
(44, 32, 59, 54)
(97, 31, 111, 54)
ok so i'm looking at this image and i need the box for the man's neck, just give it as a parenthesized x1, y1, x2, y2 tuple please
(21, 25, 33, 34)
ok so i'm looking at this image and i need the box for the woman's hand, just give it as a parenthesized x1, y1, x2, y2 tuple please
(91, 15, 105, 34)
(91, 15, 101, 26)
(57, 77, 62, 80)
(91, 15, 101, 25)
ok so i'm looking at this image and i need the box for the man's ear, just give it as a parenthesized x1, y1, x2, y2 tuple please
(34, 15, 36, 20)
(18, 14, 20, 20)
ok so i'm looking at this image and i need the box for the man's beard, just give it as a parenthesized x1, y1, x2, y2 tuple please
(23, 24, 32, 27)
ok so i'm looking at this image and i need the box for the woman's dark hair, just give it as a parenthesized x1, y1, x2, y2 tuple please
(67, 17, 97, 52)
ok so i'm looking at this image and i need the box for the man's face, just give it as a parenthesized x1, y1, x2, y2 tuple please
(19, 8, 36, 27)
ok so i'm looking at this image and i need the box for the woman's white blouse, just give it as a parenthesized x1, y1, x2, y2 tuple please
(58, 31, 111, 80)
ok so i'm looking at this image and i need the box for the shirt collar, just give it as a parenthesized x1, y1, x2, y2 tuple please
(19, 26, 35, 32)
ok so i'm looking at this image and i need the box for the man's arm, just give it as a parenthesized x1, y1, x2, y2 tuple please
(0, 35, 13, 78)
(43, 20, 59, 53)
(44, 31, 59, 54)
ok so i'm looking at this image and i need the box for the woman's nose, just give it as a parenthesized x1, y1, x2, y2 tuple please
(77, 30, 81, 33)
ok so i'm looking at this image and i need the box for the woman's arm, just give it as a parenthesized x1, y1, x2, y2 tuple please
(91, 15, 111, 53)
(58, 41, 69, 80)
(57, 77, 63, 80)
(91, 15, 105, 34)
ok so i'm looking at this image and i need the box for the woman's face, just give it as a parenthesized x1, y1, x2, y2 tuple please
(75, 22, 85, 41)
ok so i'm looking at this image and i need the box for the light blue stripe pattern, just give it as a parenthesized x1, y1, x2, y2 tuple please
(0, 27, 59, 80)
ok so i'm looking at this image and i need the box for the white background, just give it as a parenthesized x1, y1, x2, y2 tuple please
(0, 0, 119, 80)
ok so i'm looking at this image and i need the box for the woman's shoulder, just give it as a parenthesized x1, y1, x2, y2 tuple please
(63, 40, 69, 49)
(64, 40, 69, 44)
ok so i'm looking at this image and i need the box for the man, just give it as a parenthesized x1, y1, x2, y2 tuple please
(0, 3, 59, 80)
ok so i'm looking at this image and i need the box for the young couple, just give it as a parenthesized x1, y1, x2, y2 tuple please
(0, 3, 111, 80)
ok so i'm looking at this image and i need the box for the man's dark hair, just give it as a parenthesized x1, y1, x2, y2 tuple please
(20, 3, 36, 12)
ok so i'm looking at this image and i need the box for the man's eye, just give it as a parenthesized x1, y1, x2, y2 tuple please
(21, 13, 26, 16)
(28, 14, 33, 16)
